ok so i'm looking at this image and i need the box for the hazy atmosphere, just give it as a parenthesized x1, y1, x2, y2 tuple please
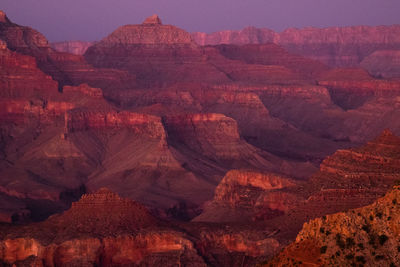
(2, 0, 400, 41)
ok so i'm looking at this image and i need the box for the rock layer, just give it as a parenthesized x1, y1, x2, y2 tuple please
(268, 186, 400, 266)
(192, 25, 400, 67)
(51, 41, 94, 55)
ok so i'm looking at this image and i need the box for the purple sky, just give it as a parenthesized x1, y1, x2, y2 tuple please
(2, 0, 400, 42)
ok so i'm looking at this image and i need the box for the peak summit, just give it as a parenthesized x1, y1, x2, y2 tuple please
(0, 10, 7, 23)
(143, 14, 162, 25)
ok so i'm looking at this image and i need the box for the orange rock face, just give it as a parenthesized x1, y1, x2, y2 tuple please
(269, 186, 400, 266)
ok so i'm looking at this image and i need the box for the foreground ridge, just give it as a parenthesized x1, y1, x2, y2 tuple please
(268, 185, 400, 266)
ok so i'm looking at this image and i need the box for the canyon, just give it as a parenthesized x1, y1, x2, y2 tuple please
(1, 11, 400, 266)
(192, 25, 400, 69)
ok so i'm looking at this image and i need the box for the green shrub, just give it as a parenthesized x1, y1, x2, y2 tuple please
(320, 246, 328, 254)
(379, 234, 389, 245)
(361, 225, 370, 233)
(336, 234, 346, 249)
(356, 256, 366, 263)
(346, 237, 355, 248)
(375, 255, 385, 260)
(326, 230, 331, 236)
(320, 227, 325, 233)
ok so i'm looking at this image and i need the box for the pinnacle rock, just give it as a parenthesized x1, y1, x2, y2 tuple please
(143, 14, 162, 25)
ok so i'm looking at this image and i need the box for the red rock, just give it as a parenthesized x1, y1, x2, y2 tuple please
(65, 109, 166, 139)
(194, 170, 300, 223)
(0, 99, 74, 124)
(317, 68, 400, 109)
(270, 130, 400, 233)
(192, 25, 400, 67)
(360, 49, 400, 79)
(313, 129, 400, 189)
(142, 14, 163, 25)
(0, 44, 58, 98)
(0, 189, 207, 266)
(269, 186, 400, 266)
(192, 26, 277, 46)
(84, 27, 229, 87)
(214, 43, 329, 78)
(0, 10, 8, 23)
(0, 12, 136, 91)
(51, 41, 94, 55)
(62, 83, 103, 98)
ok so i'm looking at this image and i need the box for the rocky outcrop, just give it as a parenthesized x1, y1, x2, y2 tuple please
(65, 109, 166, 138)
(84, 16, 231, 87)
(162, 113, 303, 176)
(313, 129, 400, 190)
(143, 14, 163, 25)
(192, 25, 400, 67)
(163, 113, 242, 159)
(0, 12, 50, 50)
(0, 44, 58, 98)
(214, 43, 329, 78)
(0, 99, 74, 124)
(0, 11, 136, 91)
(53, 188, 157, 232)
(96, 14, 193, 46)
(317, 68, 400, 109)
(0, 10, 8, 23)
(51, 41, 94, 55)
(361, 50, 400, 79)
(62, 83, 103, 98)
(268, 186, 400, 266)
(194, 170, 300, 223)
(0, 189, 207, 266)
(280, 130, 400, 226)
(192, 26, 276, 46)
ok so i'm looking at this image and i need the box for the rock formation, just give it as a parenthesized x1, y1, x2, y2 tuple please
(317, 68, 400, 109)
(0, 189, 207, 266)
(0, 11, 136, 90)
(192, 25, 400, 67)
(51, 41, 94, 55)
(268, 186, 400, 266)
(84, 15, 231, 87)
(0, 43, 58, 98)
(194, 170, 300, 223)
(143, 14, 163, 25)
(361, 50, 400, 79)
(214, 43, 329, 78)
